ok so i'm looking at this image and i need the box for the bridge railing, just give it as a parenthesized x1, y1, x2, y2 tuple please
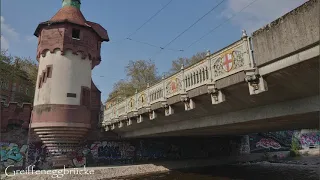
(148, 82, 164, 104)
(103, 31, 254, 125)
(184, 57, 210, 91)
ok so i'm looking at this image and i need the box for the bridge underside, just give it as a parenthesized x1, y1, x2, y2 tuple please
(122, 109, 319, 138)
(113, 57, 319, 138)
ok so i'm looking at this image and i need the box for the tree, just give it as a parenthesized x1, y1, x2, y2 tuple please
(106, 60, 160, 102)
(169, 51, 207, 74)
(107, 80, 136, 102)
(105, 52, 207, 103)
(0, 49, 38, 103)
(1, 50, 38, 84)
(125, 59, 160, 90)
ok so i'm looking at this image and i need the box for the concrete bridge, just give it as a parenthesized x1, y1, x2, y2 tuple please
(102, 0, 319, 138)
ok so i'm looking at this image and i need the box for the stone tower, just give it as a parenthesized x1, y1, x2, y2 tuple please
(31, 0, 109, 166)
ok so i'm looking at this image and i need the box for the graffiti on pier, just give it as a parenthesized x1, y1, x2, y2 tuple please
(0, 142, 28, 168)
(68, 138, 231, 167)
(92, 141, 135, 160)
(248, 129, 320, 153)
(256, 138, 281, 150)
(300, 132, 320, 149)
(16, 142, 51, 170)
(261, 131, 295, 147)
(1, 129, 318, 170)
(72, 141, 136, 167)
(72, 148, 88, 167)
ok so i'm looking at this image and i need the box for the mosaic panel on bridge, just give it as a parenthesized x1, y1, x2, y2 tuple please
(138, 93, 147, 107)
(128, 98, 135, 111)
(212, 44, 245, 78)
(166, 78, 182, 96)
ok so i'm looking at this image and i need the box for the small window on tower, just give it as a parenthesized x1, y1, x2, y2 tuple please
(38, 76, 42, 88)
(47, 66, 52, 78)
(42, 72, 46, 82)
(72, 29, 80, 39)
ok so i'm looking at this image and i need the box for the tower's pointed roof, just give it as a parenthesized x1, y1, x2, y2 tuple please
(34, 0, 109, 41)
(49, 6, 87, 26)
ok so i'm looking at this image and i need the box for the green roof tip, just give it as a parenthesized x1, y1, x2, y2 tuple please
(62, 0, 81, 9)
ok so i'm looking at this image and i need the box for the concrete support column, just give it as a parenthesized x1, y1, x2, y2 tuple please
(208, 84, 225, 104)
(239, 135, 251, 155)
(149, 111, 157, 120)
(127, 118, 132, 126)
(244, 68, 268, 95)
(184, 98, 195, 111)
(164, 105, 174, 116)
(137, 115, 143, 123)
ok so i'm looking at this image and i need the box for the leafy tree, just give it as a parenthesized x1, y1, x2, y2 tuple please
(106, 60, 160, 102)
(105, 52, 207, 103)
(125, 59, 160, 90)
(0, 49, 38, 103)
(169, 51, 207, 74)
(107, 80, 136, 102)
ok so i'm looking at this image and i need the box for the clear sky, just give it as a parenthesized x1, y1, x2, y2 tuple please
(1, 0, 306, 102)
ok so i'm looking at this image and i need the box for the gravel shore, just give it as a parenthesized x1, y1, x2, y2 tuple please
(1, 151, 319, 180)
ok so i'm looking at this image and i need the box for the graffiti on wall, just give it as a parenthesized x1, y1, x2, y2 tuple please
(261, 131, 295, 147)
(256, 138, 281, 150)
(249, 129, 320, 153)
(0, 142, 28, 168)
(68, 138, 231, 167)
(71, 141, 136, 167)
(26, 143, 52, 170)
(300, 132, 320, 149)
(249, 132, 291, 153)
(2, 129, 319, 170)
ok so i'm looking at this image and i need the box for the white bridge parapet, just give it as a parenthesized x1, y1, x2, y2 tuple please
(103, 33, 319, 131)
(102, 0, 319, 135)
(103, 31, 256, 125)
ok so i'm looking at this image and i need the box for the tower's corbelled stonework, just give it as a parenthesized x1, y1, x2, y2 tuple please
(31, 0, 109, 166)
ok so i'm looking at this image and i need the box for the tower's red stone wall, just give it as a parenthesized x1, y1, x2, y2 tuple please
(0, 102, 32, 132)
(36, 24, 102, 68)
(90, 80, 101, 129)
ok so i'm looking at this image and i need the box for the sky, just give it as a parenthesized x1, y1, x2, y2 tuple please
(1, 0, 306, 102)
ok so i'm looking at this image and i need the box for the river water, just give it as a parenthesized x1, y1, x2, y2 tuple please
(112, 164, 319, 180)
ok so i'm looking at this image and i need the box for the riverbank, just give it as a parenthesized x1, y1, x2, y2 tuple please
(116, 160, 320, 180)
(1, 150, 319, 180)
